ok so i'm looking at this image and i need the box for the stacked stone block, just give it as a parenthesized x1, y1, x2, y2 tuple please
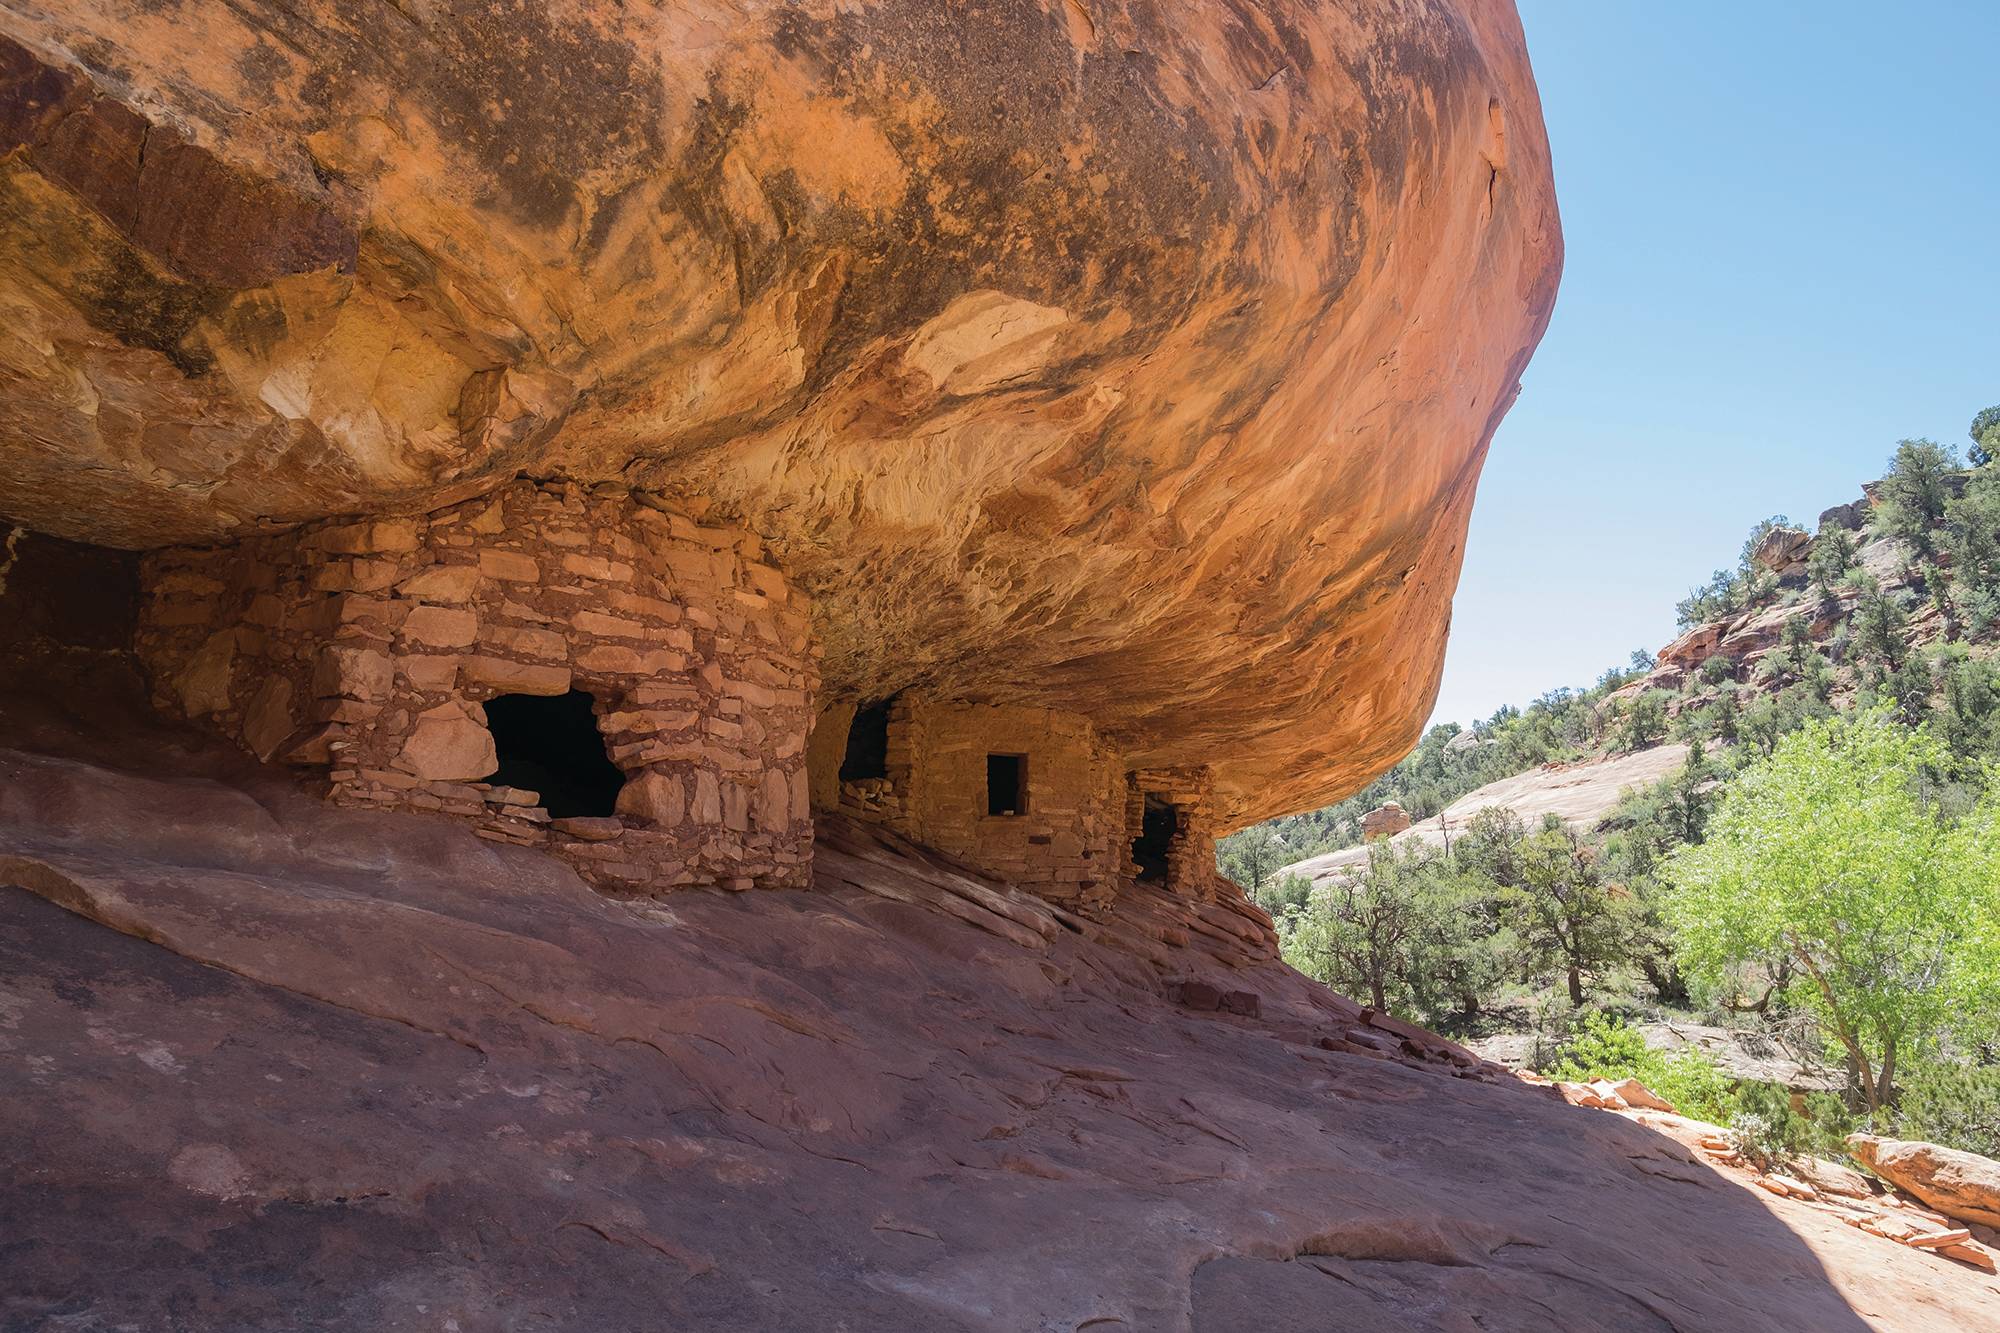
(134, 481, 817, 894)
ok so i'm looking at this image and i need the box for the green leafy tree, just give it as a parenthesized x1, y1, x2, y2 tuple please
(1970, 404, 2000, 469)
(1677, 568, 1744, 629)
(1505, 815, 1632, 1006)
(1281, 839, 1526, 1026)
(1809, 525, 1858, 596)
(1667, 709, 1998, 1111)
(1711, 687, 1742, 743)
(1403, 865, 1513, 1023)
(1602, 745, 1717, 1004)
(1220, 824, 1285, 896)
(1959, 586, 2000, 639)
(1943, 465, 2000, 600)
(1779, 611, 1816, 658)
(1283, 842, 1433, 1013)
(1874, 651, 1935, 730)
(1945, 784, 2000, 1014)
(1615, 740, 1718, 859)
(1615, 690, 1669, 752)
(1875, 439, 1960, 557)
(1454, 806, 1527, 888)
(1735, 682, 1833, 757)
(1934, 646, 2000, 779)
(1849, 584, 1909, 672)
(1627, 878, 1692, 1006)
(1257, 872, 1312, 916)
(1756, 618, 1826, 699)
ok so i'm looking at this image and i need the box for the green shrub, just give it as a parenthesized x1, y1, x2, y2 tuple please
(1545, 1012, 1737, 1123)
(1615, 691, 1669, 751)
(1526, 992, 1577, 1070)
(1728, 1081, 1808, 1170)
(1652, 1049, 1738, 1125)
(1875, 438, 1959, 557)
(1546, 1010, 1651, 1081)
(1897, 1062, 2000, 1158)
(1256, 872, 1311, 916)
(1800, 1091, 1859, 1158)
(1810, 526, 1858, 594)
(1728, 1082, 1855, 1169)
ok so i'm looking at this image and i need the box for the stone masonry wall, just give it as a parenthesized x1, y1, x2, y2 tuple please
(1124, 765, 1222, 902)
(813, 697, 1127, 911)
(134, 481, 817, 894)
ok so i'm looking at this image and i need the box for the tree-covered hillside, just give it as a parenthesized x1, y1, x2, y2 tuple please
(1222, 405, 2000, 1165)
(1223, 406, 2000, 892)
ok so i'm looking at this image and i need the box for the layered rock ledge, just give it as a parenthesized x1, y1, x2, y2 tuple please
(0, 0, 1561, 822)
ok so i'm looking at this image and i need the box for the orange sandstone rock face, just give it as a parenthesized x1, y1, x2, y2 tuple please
(0, 0, 1560, 825)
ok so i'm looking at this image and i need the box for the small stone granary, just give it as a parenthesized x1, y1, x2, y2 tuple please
(805, 696, 1224, 911)
(136, 481, 817, 893)
(136, 480, 1225, 907)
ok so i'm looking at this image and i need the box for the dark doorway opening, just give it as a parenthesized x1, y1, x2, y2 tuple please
(840, 697, 893, 783)
(482, 690, 624, 819)
(986, 753, 1027, 816)
(1132, 793, 1179, 882)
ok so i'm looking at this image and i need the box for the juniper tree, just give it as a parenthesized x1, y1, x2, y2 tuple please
(1876, 439, 1959, 557)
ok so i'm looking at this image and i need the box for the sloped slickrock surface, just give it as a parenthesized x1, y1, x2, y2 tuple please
(1281, 742, 1690, 884)
(0, 0, 1561, 823)
(3, 726, 1992, 1330)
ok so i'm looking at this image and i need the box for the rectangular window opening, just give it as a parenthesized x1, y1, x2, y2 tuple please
(986, 753, 1028, 817)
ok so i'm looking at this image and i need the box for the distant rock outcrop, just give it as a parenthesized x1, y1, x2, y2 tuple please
(1360, 801, 1414, 840)
(1634, 504, 1951, 704)
(1750, 524, 1813, 578)
(1280, 744, 1692, 885)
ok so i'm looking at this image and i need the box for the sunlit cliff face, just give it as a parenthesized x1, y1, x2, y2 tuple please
(0, 0, 1558, 825)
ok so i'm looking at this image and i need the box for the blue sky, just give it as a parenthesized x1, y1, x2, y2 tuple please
(1428, 1, 2000, 728)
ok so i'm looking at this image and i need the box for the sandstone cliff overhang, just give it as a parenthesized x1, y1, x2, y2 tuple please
(0, 0, 1561, 826)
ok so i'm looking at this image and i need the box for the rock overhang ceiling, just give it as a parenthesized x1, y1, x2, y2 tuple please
(0, 0, 1561, 826)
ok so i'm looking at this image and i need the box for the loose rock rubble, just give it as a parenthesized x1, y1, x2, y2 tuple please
(1551, 1075, 2000, 1280)
(1848, 1134, 2000, 1232)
